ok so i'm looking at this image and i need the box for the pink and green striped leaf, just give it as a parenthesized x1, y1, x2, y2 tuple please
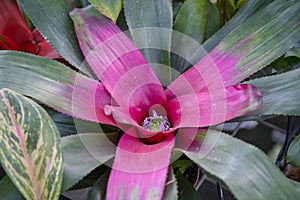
(167, 0, 300, 98)
(88, 0, 122, 22)
(107, 132, 175, 200)
(0, 51, 115, 126)
(0, 132, 117, 194)
(177, 129, 299, 200)
(0, 89, 63, 200)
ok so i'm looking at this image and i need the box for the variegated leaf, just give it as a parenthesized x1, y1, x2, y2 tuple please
(0, 89, 63, 200)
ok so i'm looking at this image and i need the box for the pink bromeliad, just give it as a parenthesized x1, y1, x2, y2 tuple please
(0, 0, 59, 58)
(69, 6, 262, 200)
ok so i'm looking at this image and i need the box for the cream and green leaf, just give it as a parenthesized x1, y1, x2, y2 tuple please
(0, 89, 63, 200)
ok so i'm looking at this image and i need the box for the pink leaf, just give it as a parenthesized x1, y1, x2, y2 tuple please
(165, 84, 262, 128)
(166, 50, 239, 99)
(67, 75, 116, 125)
(70, 6, 166, 112)
(107, 132, 175, 200)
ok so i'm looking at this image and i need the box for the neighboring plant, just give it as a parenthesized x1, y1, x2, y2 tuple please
(0, 0, 59, 58)
(0, 0, 300, 200)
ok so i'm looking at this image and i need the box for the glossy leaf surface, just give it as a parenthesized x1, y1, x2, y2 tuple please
(0, 89, 63, 200)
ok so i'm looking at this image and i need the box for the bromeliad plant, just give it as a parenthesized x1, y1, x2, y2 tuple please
(0, 0, 300, 199)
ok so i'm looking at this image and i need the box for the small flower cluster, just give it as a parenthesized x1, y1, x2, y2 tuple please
(142, 110, 171, 132)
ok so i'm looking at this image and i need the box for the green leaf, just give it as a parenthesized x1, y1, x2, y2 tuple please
(236, 0, 247, 10)
(17, 0, 85, 70)
(171, 0, 220, 72)
(245, 65, 300, 117)
(70, 165, 110, 190)
(87, 171, 109, 200)
(176, 171, 200, 200)
(61, 133, 117, 191)
(178, 129, 299, 200)
(45, 108, 77, 137)
(185, 0, 271, 71)
(204, 1, 220, 40)
(216, 0, 237, 23)
(123, 0, 173, 85)
(0, 89, 63, 200)
(88, 0, 122, 22)
(0, 51, 108, 124)
(270, 56, 300, 71)
(171, 159, 194, 174)
(162, 168, 178, 200)
(212, 0, 300, 85)
(116, 9, 128, 31)
(0, 176, 24, 200)
(203, 0, 271, 52)
(172, 0, 217, 72)
(287, 135, 300, 166)
(173, 0, 207, 44)
(290, 179, 300, 196)
(287, 42, 300, 58)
